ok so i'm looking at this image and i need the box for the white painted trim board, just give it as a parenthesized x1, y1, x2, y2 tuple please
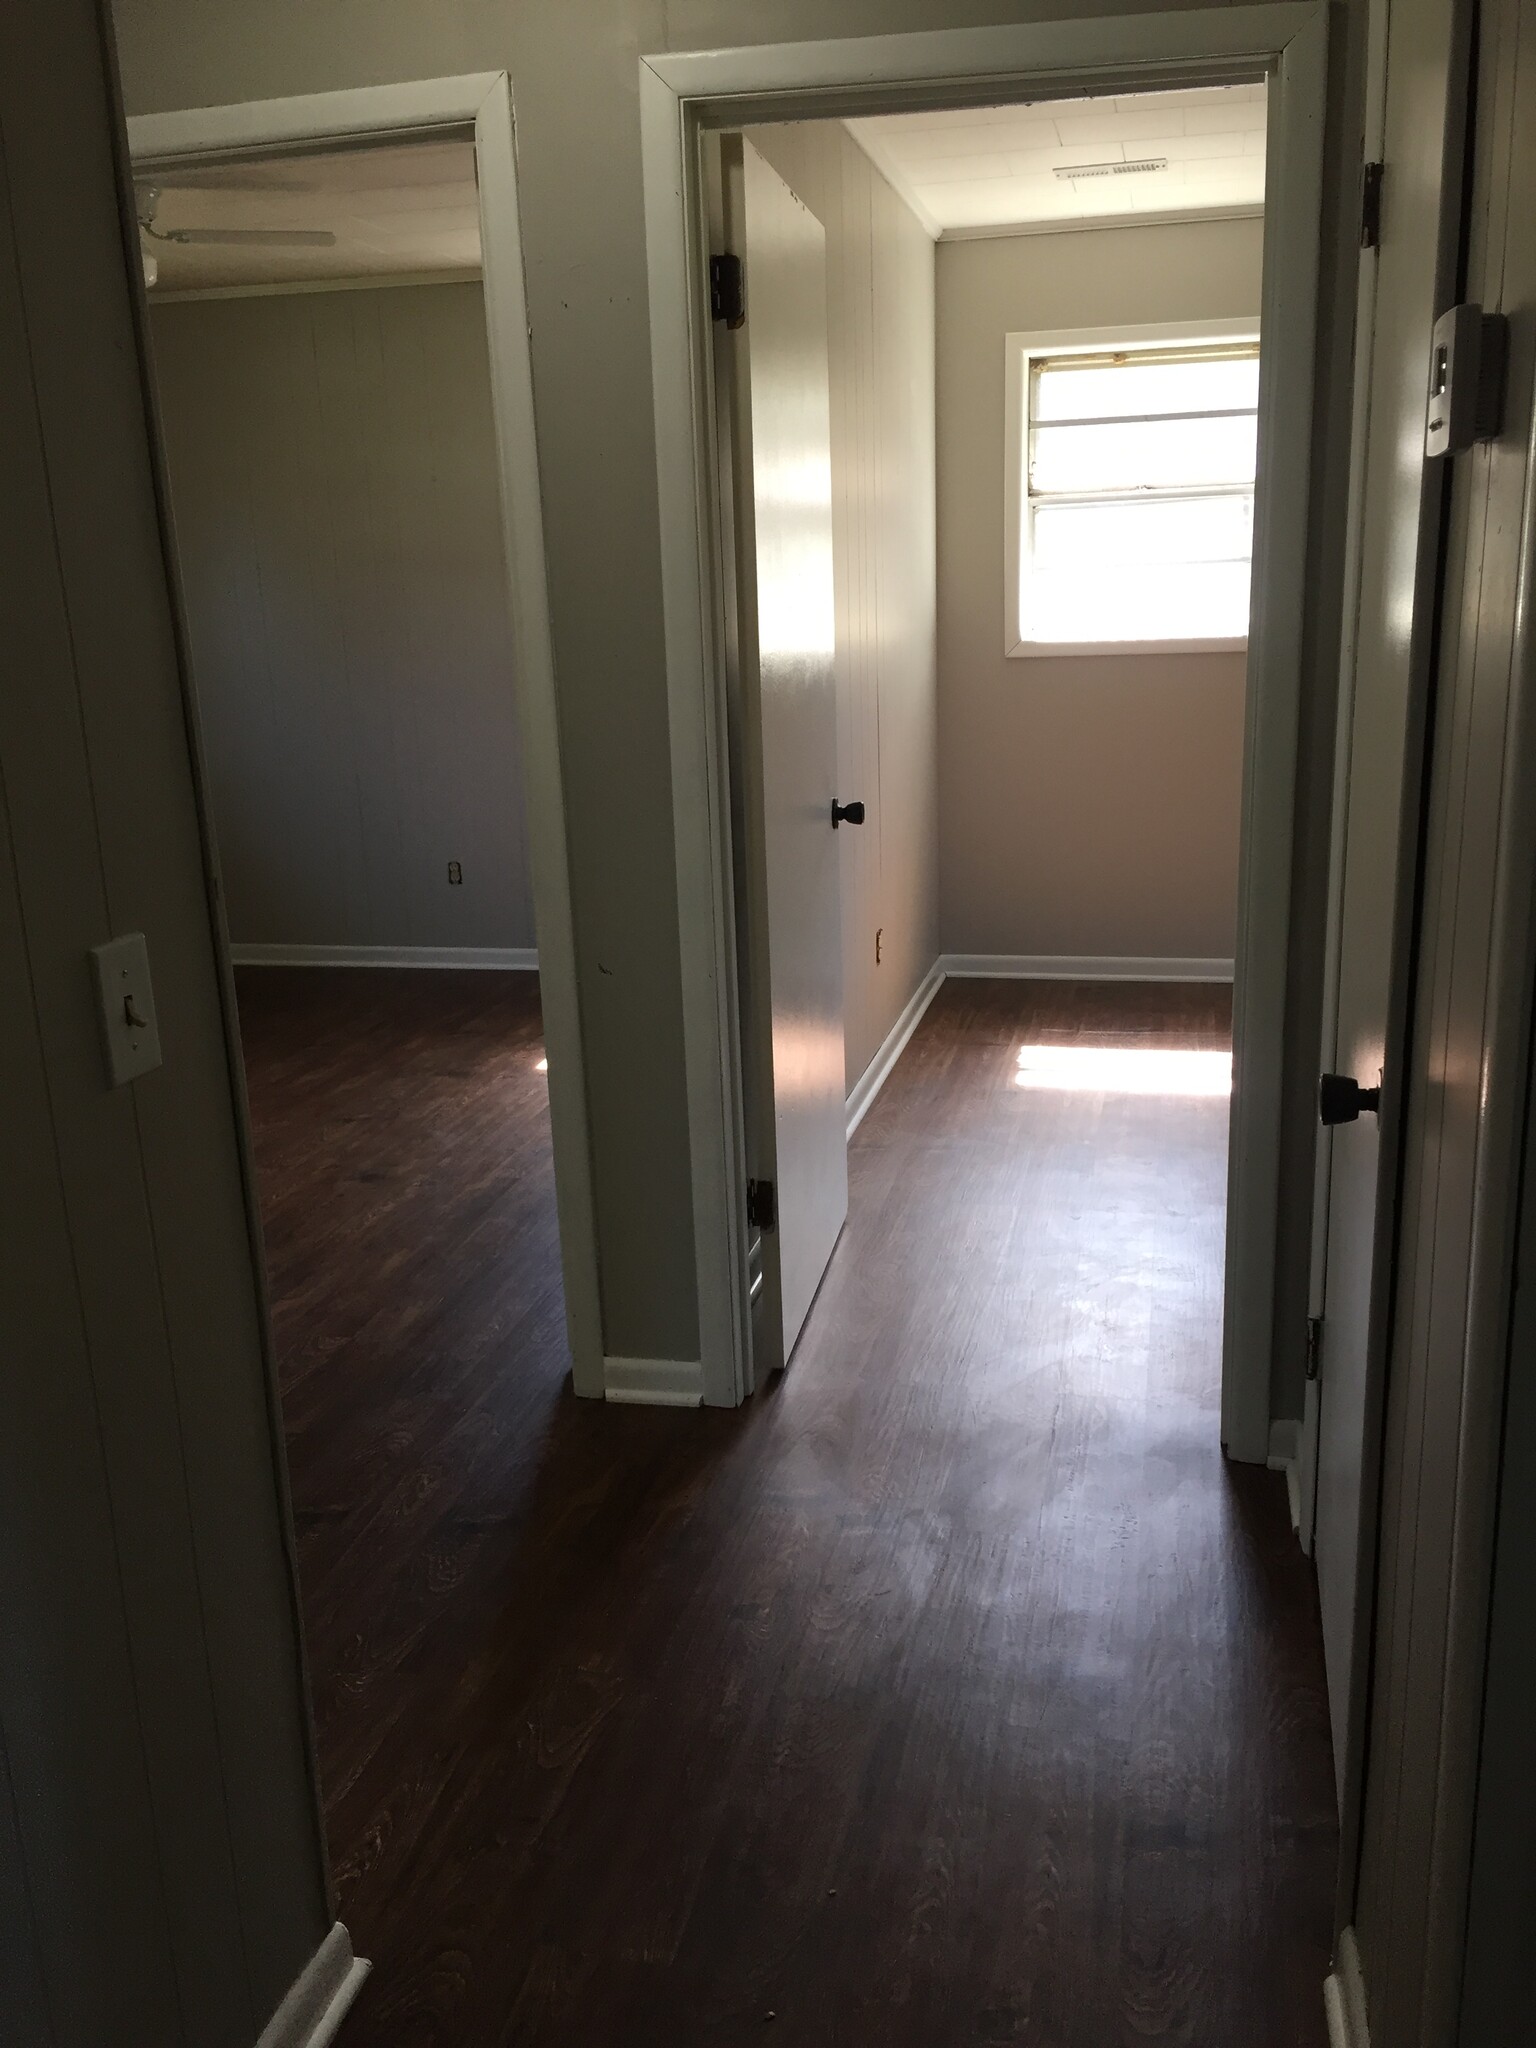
(1324, 1926, 1371, 2048)
(230, 944, 538, 971)
(257, 1922, 369, 2048)
(603, 1356, 705, 1407)
(846, 964, 945, 1139)
(151, 267, 484, 305)
(940, 953, 1235, 983)
(1268, 1417, 1303, 1534)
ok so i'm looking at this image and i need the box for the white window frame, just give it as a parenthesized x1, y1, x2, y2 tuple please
(1004, 317, 1263, 659)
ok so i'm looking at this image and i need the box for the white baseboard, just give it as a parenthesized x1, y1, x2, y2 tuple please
(1324, 1926, 1371, 2048)
(846, 963, 945, 1139)
(257, 1923, 369, 2048)
(1268, 1418, 1302, 1534)
(938, 951, 1234, 983)
(230, 943, 538, 971)
(603, 1356, 704, 1407)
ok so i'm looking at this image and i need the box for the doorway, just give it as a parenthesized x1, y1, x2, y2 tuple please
(719, 105, 1269, 1384)
(640, 12, 1329, 1454)
(130, 72, 603, 1383)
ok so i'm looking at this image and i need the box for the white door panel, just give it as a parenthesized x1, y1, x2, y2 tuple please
(1311, 0, 1468, 1796)
(721, 138, 848, 1376)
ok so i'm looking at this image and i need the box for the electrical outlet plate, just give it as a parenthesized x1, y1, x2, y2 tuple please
(90, 931, 162, 1086)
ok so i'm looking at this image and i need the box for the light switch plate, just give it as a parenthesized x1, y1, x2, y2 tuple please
(91, 932, 163, 1086)
(1425, 303, 1508, 458)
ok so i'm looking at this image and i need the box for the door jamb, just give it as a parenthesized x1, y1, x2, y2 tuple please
(1299, 0, 1392, 1556)
(125, 75, 606, 1398)
(639, 8, 1330, 1431)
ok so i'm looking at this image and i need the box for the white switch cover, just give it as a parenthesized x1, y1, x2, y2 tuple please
(91, 932, 163, 1086)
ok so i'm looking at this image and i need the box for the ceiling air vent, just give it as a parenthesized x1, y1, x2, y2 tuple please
(1052, 157, 1169, 180)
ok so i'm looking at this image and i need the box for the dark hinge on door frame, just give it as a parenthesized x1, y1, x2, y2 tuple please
(710, 252, 745, 328)
(1360, 160, 1385, 249)
(1306, 1314, 1324, 1382)
(746, 1178, 776, 1231)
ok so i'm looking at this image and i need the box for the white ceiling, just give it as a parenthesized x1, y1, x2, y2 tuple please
(135, 138, 481, 293)
(846, 83, 1267, 239)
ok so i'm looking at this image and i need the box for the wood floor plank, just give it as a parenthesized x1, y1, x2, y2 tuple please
(235, 967, 1336, 2046)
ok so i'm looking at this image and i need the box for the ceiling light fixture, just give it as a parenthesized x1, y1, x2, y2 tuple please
(1052, 157, 1169, 180)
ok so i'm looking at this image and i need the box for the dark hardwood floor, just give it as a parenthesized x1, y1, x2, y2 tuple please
(236, 968, 1337, 2048)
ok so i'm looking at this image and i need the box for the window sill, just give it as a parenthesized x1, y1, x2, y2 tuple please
(1006, 635, 1250, 660)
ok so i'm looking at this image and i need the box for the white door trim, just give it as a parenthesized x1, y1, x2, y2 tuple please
(256, 1922, 369, 2048)
(1323, 1926, 1372, 2048)
(939, 953, 1236, 983)
(1299, 0, 1392, 1557)
(846, 964, 945, 1140)
(127, 75, 605, 1398)
(639, 8, 1330, 1438)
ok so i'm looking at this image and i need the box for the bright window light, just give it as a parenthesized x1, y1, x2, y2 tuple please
(1018, 340, 1259, 651)
(1014, 1044, 1232, 1096)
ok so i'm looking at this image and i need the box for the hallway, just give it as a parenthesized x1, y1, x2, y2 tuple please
(238, 968, 1336, 2047)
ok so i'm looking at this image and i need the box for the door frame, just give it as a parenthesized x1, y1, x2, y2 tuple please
(1299, 0, 1392, 1557)
(639, 9, 1330, 1431)
(126, 75, 605, 1397)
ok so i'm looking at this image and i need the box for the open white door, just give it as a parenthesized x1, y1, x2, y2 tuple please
(719, 137, 849, 1381)
(1307, 0, 1470, 1796)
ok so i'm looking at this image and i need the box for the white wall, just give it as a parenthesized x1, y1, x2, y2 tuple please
(150, 280, 534, 953)
(746, 122, 939, 1092)
(936, 216, 1264, 965)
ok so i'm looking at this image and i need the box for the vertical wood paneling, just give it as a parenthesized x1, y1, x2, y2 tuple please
(1, 2, 330, 2037)
(745, 123, 940, 1095)
(0, 1729, 55, 2045)
(150, 282, 535, 952)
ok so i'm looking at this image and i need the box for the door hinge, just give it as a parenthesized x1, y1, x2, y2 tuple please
(746, 1177, 776, 1231)
(710, 252, 745, 329)
(1306, 1314, 1324, 1383)
(1359, 160, 1384, 250)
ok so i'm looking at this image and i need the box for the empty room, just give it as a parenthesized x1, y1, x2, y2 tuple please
(134, 130, 577, 1921)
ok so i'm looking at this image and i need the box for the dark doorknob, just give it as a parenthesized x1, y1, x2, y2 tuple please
(831, 799, 866, 828)
(1319, 1072, 1382, 1125)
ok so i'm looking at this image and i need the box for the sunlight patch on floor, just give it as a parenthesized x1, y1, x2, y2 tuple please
(1014, 1043, 1232, 1095)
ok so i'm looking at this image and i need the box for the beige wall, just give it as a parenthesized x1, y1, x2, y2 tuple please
(151, 281, 536, 953)
(937, 217, 1263, 963)
(745, 122, 938, 1092)
(109, 0, 1367, 1392)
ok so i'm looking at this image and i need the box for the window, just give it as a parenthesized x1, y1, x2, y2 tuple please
(1006, 326, 1260, 656)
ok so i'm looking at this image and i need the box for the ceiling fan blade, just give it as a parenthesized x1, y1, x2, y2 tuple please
(166, 227, 338, 248)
